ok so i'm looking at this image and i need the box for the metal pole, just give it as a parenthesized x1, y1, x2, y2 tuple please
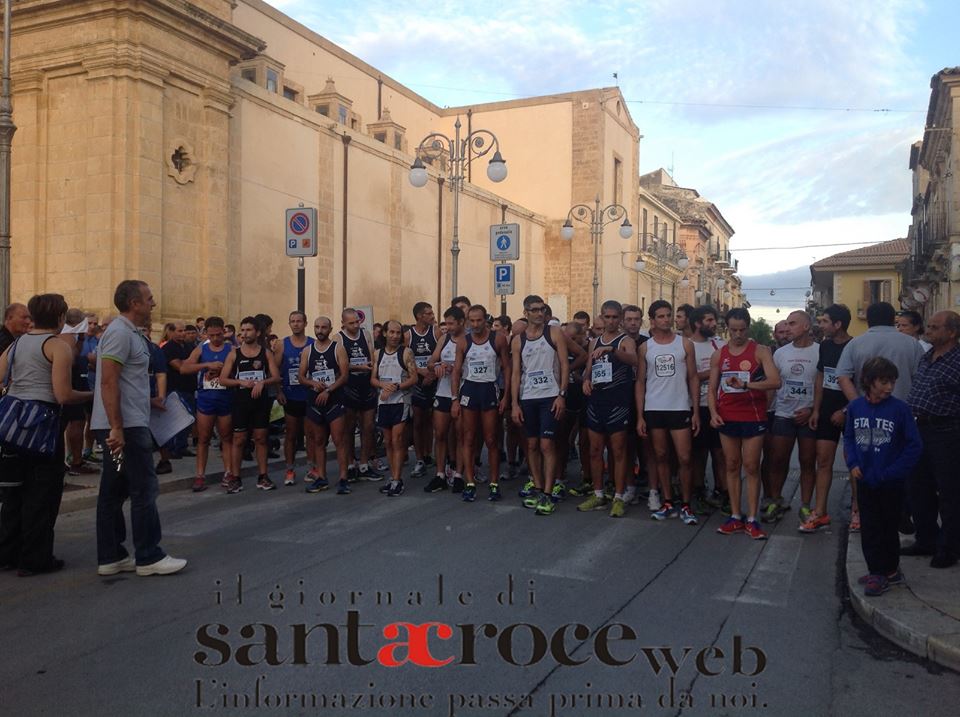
(0, 0, 16, 309)
(297, 257, 305, 315)
(499, 204, 507, 316)
(591, 196, 600, 316)
(450, 118, 462, 300)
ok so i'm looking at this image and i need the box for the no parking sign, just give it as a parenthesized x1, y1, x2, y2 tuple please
(285, 207, 318, 257)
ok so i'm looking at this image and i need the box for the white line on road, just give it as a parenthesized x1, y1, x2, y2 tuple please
(713, 535, 803, 607)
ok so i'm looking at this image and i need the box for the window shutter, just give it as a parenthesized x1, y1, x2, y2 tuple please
(882, 280, 892, 303)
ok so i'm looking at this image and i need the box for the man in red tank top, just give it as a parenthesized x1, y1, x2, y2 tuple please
(708, 309, 781, 540)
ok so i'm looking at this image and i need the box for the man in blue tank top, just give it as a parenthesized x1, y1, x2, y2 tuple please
(274, 311, 313, 486)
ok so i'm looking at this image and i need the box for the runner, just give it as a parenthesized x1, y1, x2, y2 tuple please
(219, 317, 281, 493)
(635, 300, 700, 525)
(802, 304, 853, 532)
(299, 316, 351, 495)
(510, 295, 568, 515)
(180, 316, 234, 492)
(675, 304, 695, 339)
(688, 305, 727, 513)
(405, 302, 439, 480)
(450, 305, 512, 503)
(425, 306, 467, 493)
(372, 320, 419, 497)
(577, 300, 638, 517)
(708, 308, 781, 540)
(764, 310, 819, 524)
(557, 321, 589, 497)
(274, 311, 313, 486)
(622, 304, 649, 507)
(339, 308, 381, 481)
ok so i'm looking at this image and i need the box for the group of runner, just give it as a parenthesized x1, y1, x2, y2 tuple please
(177, 295, 861, 542)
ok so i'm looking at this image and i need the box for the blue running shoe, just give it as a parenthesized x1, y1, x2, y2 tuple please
(462, 484, 477, 502)
(306, 477, 329, 493)
(336, 479, 351, 495)
(488, 484, 502, 501)
(651, 501, 678, 521)
(519, 480, 536, 498)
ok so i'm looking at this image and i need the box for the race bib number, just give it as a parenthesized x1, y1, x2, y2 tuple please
(415, 356, 430, 370)
(823, 367, 841, 391)
(785, 379, 811, 397)
(721, 371, 749, 394)
(699, 381, 709, 399)
(287, 368, 301, 386)
(654, 354, 677, 377)
(592, 360, 613, 384)
(467, 358, 493, 380)
(202, 376, 225, 390)
(524, 369, 557, 393)
(312, 368, 335, 385)
(237, 370, 264, 382)
(349, 356, 368, 368)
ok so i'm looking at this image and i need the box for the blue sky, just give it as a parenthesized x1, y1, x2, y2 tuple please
(267, 0, 958, 283)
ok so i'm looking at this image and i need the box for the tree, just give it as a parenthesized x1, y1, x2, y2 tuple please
(749, 317, 773, 346)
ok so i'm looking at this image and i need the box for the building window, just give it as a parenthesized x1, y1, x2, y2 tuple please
(642, 209, 648, 250)
(283, 86, 298, 102)
(613, 157, 623, 206)
(394, 133, 403, 151)
(860, 279, 892, 318)
(315, 104, 329, 117)
(266, 69, 279, 93)
(338, 105, 348, 124)
(374, 132, 386, 144)
(653, 215, 659, 246)
(351, 118, 358, 130)
(241, 68, 257, 84)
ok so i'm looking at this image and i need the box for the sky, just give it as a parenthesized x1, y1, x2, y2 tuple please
(266, 0, 957, 288)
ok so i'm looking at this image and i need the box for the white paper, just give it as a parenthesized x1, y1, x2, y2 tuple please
(149, 391, 196, 447)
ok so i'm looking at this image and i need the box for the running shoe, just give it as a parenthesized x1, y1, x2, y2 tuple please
(798, 512, 831, 533)
(474, 468, 487, 484)
(622, 486, 638, 505)
(462, 484, 477, 502)
(692, 493, 712, 516)
(379, 481, 392, 494)
(191, 476, 207, 493)
(651, 501, 678, 521)
(523, 491, 541, 509)
(66, 462, 99, 476)
(305, 468, 319, 483)
(488, 484, 502, 501)
(358, 465, 383, 482)
(863, 574, 889, 597)
(220, 473, 233, 490)
(798, 505, 813, 524)
(761, 500, 784, 524)
(284, 469, 296, 486)
(373, 458, 388, 472)
(519, 480, 537, 498)
(704, 490, 725, 509)
(860, 569, 905, 587)
(849, 510, 861, 533)
(82, 449, 102, 463)
(744, 519, 768, 540)
(577, 494, 608, 512)
(647, 489, 662, 512)
(609, 497, 626, 518)
(424, 475, 447, 493)
(411, 460, 426, 478)
(535, 495, 557, 516)
(257, 475, 276, 491)
(306, 476, 329, 493)
(551, 482, 567, 501)
(386, 479, 405, 497)
(452, 476, 465, 493)
(680, 504, 698, 525)
(716, 517, 744, 535)
(568, 481, 593, 497)
(336, 479, 351, 495)
(225, 477, 243, 494)
(346, 463, 359, 483)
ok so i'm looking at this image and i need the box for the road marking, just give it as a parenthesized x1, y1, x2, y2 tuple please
(713, 535, 803, 607)
(532, 521, 635, 582)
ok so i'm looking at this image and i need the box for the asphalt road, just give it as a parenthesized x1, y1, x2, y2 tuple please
(1, 453, 958, 716)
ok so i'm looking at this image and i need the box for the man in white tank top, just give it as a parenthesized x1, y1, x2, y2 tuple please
(765, 310, 820, 524)
(510, 294, 569, 515)
(635, 300, 700, 525)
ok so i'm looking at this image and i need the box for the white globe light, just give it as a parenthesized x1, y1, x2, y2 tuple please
(634, 259, 645, 271)
(486, 151, 507, 182)
(409, 160, 428, 188)
(619, 221, 633, 240)
(678, 257, 689, 270)
(560, 223, 575, 241)
(680, 278, 690, 288)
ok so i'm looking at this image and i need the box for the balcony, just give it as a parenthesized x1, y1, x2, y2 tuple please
(716, 249, 731, 267)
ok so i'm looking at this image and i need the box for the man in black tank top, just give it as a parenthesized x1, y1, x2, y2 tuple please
(219, 317, 281, 493)
(405, 302, 439, 479)
(339, 308, 381, 482)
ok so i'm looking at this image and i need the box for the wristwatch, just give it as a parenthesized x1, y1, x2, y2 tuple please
(559, 389, 567, 397)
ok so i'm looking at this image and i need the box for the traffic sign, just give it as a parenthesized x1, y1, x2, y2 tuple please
(490, 223, 520, 261)
(285, 207, 318, 257)
(494, 263, 515, 295)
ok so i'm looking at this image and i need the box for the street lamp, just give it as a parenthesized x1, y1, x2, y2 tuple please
(409, 117, 507, 299)
(0, 0, 16, 308)
(635, 236, 689, 301)
(560, 196, 633, 315)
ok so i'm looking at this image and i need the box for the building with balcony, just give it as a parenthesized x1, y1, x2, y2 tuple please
(903, 67, 960, 318)
(810, 239, 908, 336)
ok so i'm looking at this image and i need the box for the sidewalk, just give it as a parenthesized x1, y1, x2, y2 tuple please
(846, 534, 960, 672)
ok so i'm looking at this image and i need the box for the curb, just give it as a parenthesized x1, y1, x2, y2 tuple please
(845, 540, 960, 672)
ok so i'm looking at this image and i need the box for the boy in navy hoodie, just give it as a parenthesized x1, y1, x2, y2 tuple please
(844, 357, 922, 596)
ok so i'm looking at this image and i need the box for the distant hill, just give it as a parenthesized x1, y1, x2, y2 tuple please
(740, 266, 811, 309)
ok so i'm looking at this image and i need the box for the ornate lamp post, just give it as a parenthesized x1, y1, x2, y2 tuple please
(409, 117, 507, 299)
(560, 196, 633, 316)
(0, 0, 16, 308)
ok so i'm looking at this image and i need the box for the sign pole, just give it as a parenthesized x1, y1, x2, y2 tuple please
(297, 257, 305, 315)
(499, 261, 507, 317)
